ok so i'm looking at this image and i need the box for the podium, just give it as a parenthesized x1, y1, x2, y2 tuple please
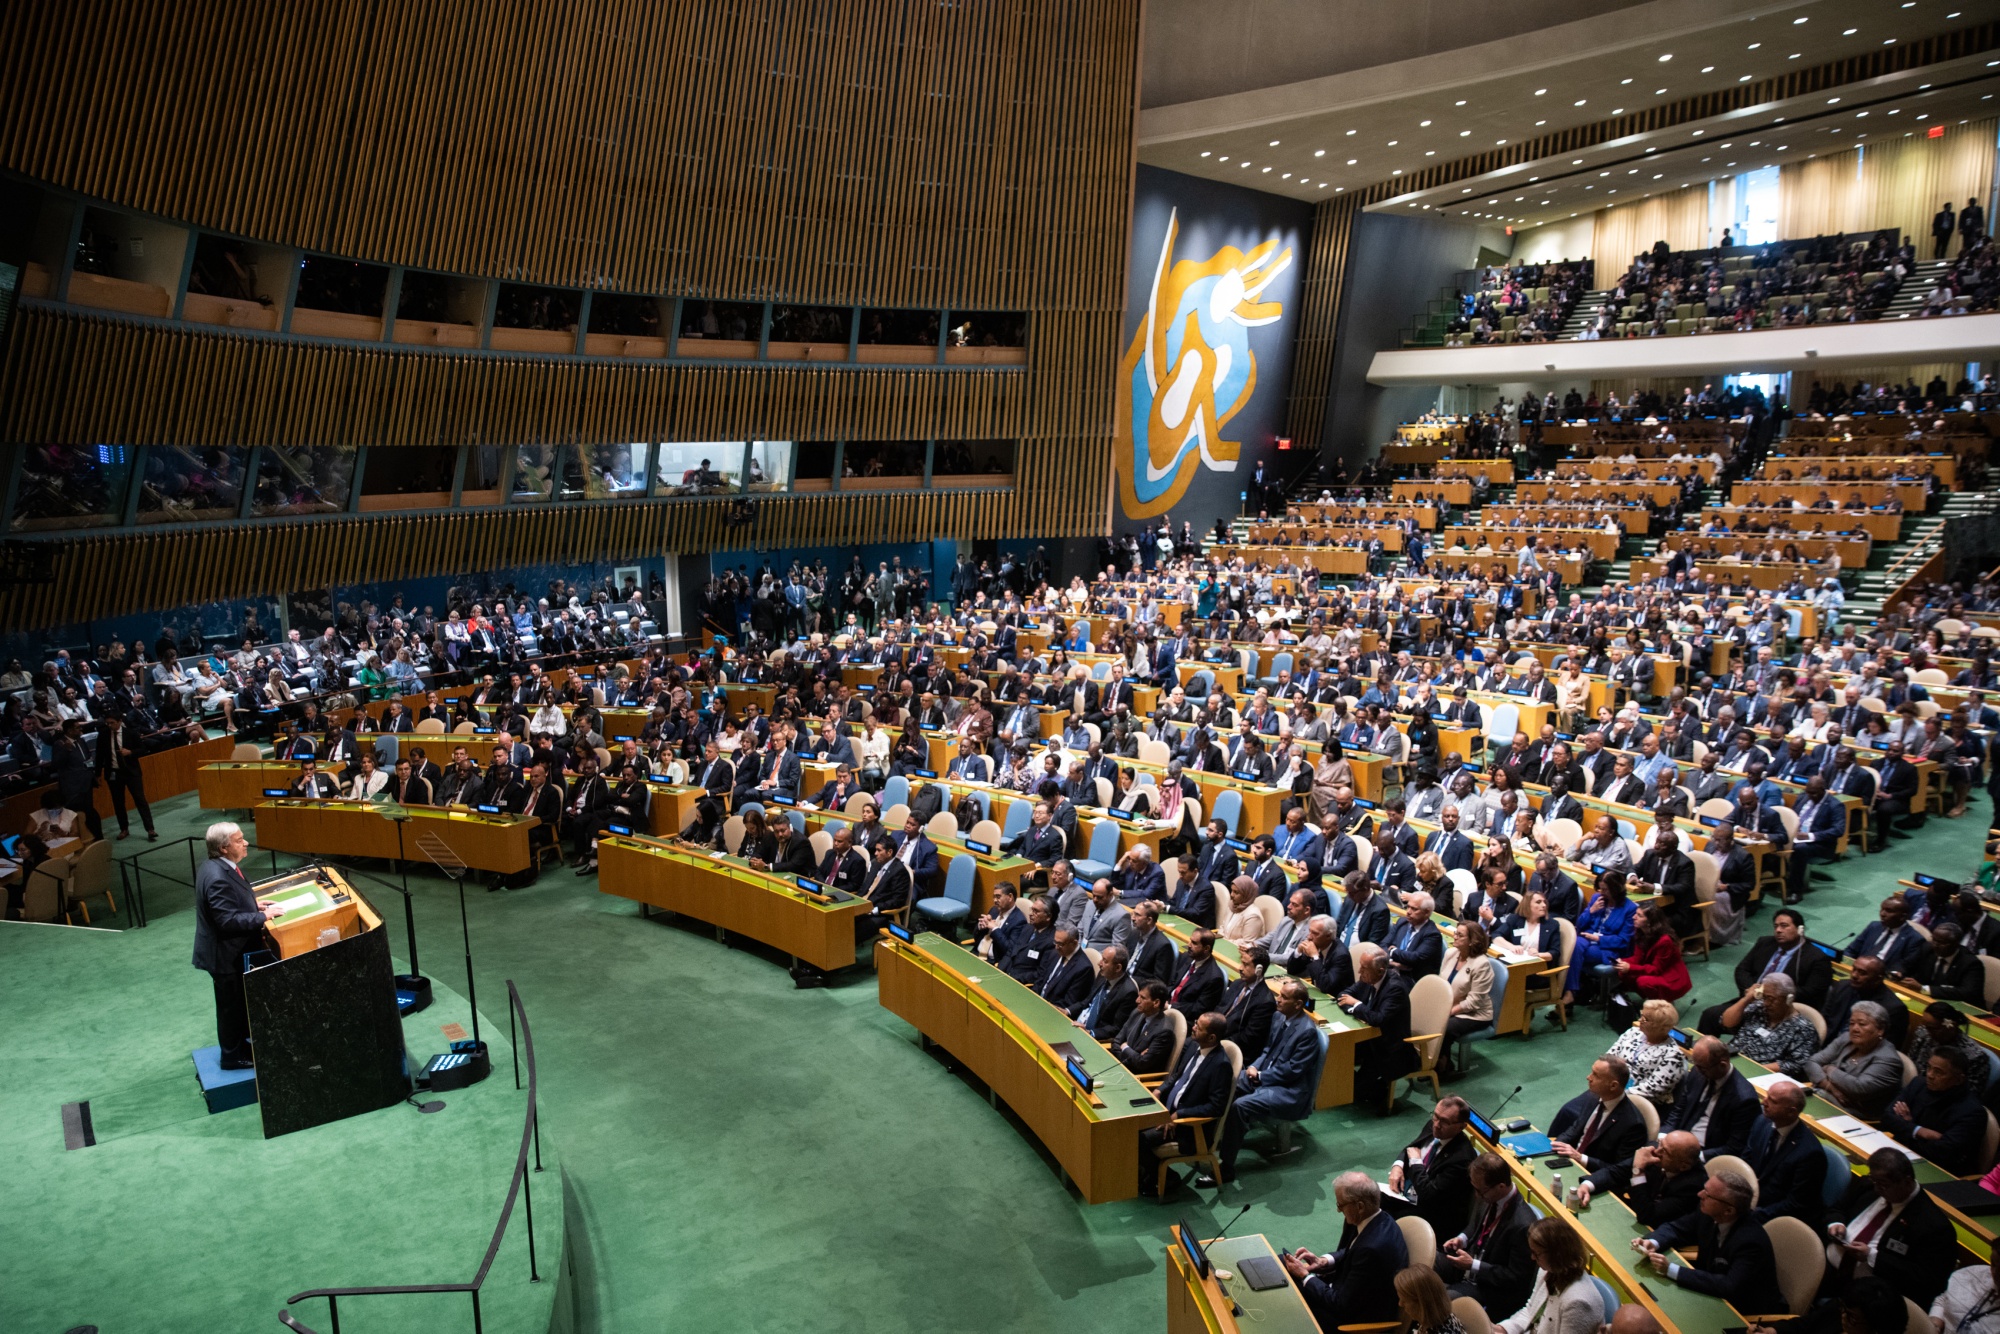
(240, 867, 410, 1137)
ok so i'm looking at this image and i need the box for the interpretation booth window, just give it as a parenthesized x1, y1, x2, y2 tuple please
(11, 444, 136, 531)
(654, 443, 744, 495)
(137, 446, 249, 524)
(252, 446, 354, 517)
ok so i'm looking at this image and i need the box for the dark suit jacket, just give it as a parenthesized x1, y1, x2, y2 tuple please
(1400, 1128, 1477, 1239)
(1193, 840, 1240, 889)
(1300, 1212, 1409, 1329)
(1548, 1092, 1648, 1172)
(1851, 922, 1927, 977)
(999, 925, 1056, 983)
(1911, 948, 1985, 1004)
(1128, 928, 1177, 987)
(1742, 1118, 1827, 1228)
(1422, 828, 1476, 873)
(1216, 977, 1277, 1064)
(1384, 918, 1444, 978)
(1660, 1068, 1760, 1159)
(1166, 954, 1226, 1020)
(860, 857, 912, 914)
(1526, 870, 1583, 922)
(1881, 1078, 1986, 1175)
(694, 755, 736, 795)
(1035, 948, 1096, 1013)
(1078, 974, 1138, 1038)
(888, 831, 942, 896)
(1586, 1159, 1707, 1227)
(818, 846, 869, 895)
(1830, 1181, 1958, 1307)
(1449, 1193, 1535, 1315)
(1731, 936, 1834, 1008)
(1634, 847, 1697, 929)
(1164, 876, 1216, 928)
(1647, 1212, 1775, 1302)
(191, 856, 267, 976)
(1369, 851, 1417, 898)
(1159, 1042, 1233, 1120)
(1111, 1008, 1175, 1073)
(1005, 823, 1067, 867)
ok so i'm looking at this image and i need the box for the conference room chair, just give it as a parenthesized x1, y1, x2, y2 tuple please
(924, 811, 958, 843)
(1450, 1297, 1493, 1334)
(781, 810, 805, 834)
(967, 819, 1003, 848)
(1072, 821, 1123, 882)
(1254, 652, 1293, 691)
(1210, 789, 1242, 838)
(1152, 1039, 1243, 1198)
(1137, 738, 1172, 766)
(1705, 1155, 1760, 1209)
(15, 860, 68, 923)
(231, 742, 263, 761)
(1696, 797, 1736, 820)
(1451, 961, 1506, 1076)
(63, 839, 119, 925)
(415, 718, 446, 734)
(1793, 1004, 1827, 1044)
(880, 802, 909, 831)
(737, 801, 766, 820)
(1389, 973, 1452, 1110)
(1541, 817, 1583, 857)
(809, 830, 833, 862)
(914, 856, 976, 938)
(663, 759, 688, 784)
(1269, 1025, 1330, 1155)
(1186, 670, 1213, 700)
(881, 775, 910, 811)
(1628, 1091, 1660, 1141)
(1090, 662, 1110, 681)
(1397, 1215, 1437, 1269)
(1590, 1277, 1621, 1326)
(452, 721, 479, 735)
(1981, 957, 2000, 1008)
(1482, 702, 1519, 761)
(722, 815, 746, 856)
(1680, 852, 1720, 963)
(1137, 1009, 1189, 1092)
(1519, 917, 1577, 1035)
(844, 792, 875, 819)
(1735, 1217, 1823, 1322)
(1000, 801, 1032, 840)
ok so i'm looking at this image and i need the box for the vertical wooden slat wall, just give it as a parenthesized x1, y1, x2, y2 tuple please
(0, 0, 1138, 629)
(1282, 194, 1357, 453)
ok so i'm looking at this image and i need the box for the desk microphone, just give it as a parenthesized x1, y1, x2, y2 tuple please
(1489, 1084, 1524, 1120)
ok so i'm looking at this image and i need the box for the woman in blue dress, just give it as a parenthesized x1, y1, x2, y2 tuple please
(1562, 868, 1636, 1006)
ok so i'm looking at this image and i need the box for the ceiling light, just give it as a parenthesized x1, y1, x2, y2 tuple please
(1219, 155, 1229, 161)
(1843, 27, 1858, 34)
(1462, 188, 1473, 193)
(1622, 77, 1634, 85)
(1574, 99, 1587, 106)
(1488, 198, 1499, 204)
(1572, 158, 1583, 164)
(1347, 158, 1358, 164)
(1496, 139, 1507, 145)
(1718, 142, 1731, 148)
(1455, 99, 1467, 106)
(1460, 130, 1471, 137)
(1419, 120, 1432, 127)
(1658, 53, 1672, 61)
(1692, 129, 1704, 136)
(1535, 88, 1547, 96)
(1346, 129, 1357, 135)
(1883, 38, 1895, 44)
(1425, 150, 1435, 156)
(1613, 108, 1625, 114)
(1655, 88, 1667, 95)
(1536, 120, 1546, 126)
(1240, 162, 1250, 168)
(1314, 149, 1325, 156)
(1392, 169, 1403, 175)
(1748, 42, 1761, 49)
(1335, 187, 1344, 192)
(1645, 147, 1657, 153)
(1281, 172, 1291, 178)
(1738, 75, 1753, 82)
(1268, 140, 1280, 146)
(1599, 171, 1610, 176)
(1653, 173, 1664, 179)
(1200, 151, 1211, 158)
(1789, 52, 1801, 58)
(1262, 166, 1272, 172)
(1388, 140, 1399, 145)
(1749, 140, 1760, 145)
(1792, 15, 1807, 23)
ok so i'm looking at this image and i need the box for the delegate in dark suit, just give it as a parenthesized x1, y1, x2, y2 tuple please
(1165, 874, 1217, 928)
(1585, 1157, 1707, 1226)
(1439, 1190, 1535, 1316)
(1645, 1210, 1774, 1303)
(1166, 952, 1226, 1022)
(1421, 828, 1475, 874)
(1215, 973, 1278, 1064)
(1074, 972, 1137, 1040)
(1034, 946, 1097, 1015)
(1828, 1178, 1957, 1308)
(1137, 1034, 1233, 1195)
(1384, 917, 1445, 978)
(1298, 1211, 1409, 1329)
(1660, 1065, 1760, 1159)
(1345, 971, 1415, 1104)
(1741, 1116, 1827, 1227)
(1127, 927, 1177, 987)
(1394, 1125, 1477, 1241)
(192, 840, 277, 1068)
(887, 829, 942, 896)
(1109, 1006, 1175, 1074)
(1547, 1092, 1648, 1173)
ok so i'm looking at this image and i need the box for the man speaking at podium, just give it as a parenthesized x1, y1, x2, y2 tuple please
(193, 822, 282, 1069)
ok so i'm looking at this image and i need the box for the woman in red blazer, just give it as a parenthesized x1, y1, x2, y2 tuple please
(1614, 903, 1690, 1001)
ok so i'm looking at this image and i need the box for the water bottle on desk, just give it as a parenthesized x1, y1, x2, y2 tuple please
(1549, 1170, 1564, 1205)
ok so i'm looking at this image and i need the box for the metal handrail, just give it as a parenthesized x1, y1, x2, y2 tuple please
(113, 833, 210, 929)
(277, 980, 542, 1334)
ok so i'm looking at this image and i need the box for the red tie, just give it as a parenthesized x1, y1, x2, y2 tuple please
(1851, 1206, 1890, 1245)
(1578, 1104, 1606, 1152)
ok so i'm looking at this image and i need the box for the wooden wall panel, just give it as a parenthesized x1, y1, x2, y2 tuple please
(1284, 194, 1357, 452)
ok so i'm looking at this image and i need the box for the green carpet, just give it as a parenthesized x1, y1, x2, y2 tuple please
(5, 787, 1991, 1333)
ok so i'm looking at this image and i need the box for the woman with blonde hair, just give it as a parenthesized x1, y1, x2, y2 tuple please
(1395, 1266, 1467, 1334)
(1554, 660, 1591, 733)
(1609, 997, 1692, 1102)
(1436, 921, 1496, 1080)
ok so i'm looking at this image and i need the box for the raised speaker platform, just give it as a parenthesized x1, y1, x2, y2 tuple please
(190, 1045, 258, 1114)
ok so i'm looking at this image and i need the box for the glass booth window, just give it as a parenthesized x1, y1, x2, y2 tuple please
(512, 445, 565, 503)
(654, 443, 743, 495)
(842, 441, 926, 481)
(11, 444, 137, 530)
(744, 442, 792, 491)
(253, 446, 354, 516)
(137, 446, 249, 522)
(586, 444, 651, 497)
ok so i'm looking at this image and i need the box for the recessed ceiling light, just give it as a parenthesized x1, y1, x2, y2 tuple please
(1599, 171, 1610, 176)
(1574, 99, 1587, 106)
(1267, 140, 1280, 147)
(1496, 139, 1507, 145)
(1749, 140, 1760, 145)
(1658, 52, 1672, 62)
(1455, 99, 1467, 106)
(1460, 130, 1471, 137)
(1844, 27, 1858, 34)
(1219, 155, 1229, 161)
(1200, 150, 1211, 157)
(1882, 38, 1895, 44)
(1572, 158, 1582, 164)
(1738, 75, 1752, 82)
(1536, 119, 1546, 126)
(1612, 109, 1624, 116)
(1747, 42, 1760, 49)
(1622, 77, 1634, 85)
(1462, 188, 1472, 193)
(1335, 187, 1344, 192)
(1262, 166, 1272, 172)
(1240, 162, 1250, 168)
(1388, 140, 1399, 146)
(1281, 172, 1290, 178)
(1314, 149, 1325, 156)
(1534, 88, 1547, 96)
(1420, 120, 1432, 127)
(1347, 158, 1358, 164)
(1392, 169, 1403, 175)
(1789, 52, 1801, 58)
(1792, 15, 1807, 23)
(1346, 128, 1357, 135)
(1718, 142, 1731, 148)
(1488, 198, 1499, 204)
(1425, 150, 1435, 156)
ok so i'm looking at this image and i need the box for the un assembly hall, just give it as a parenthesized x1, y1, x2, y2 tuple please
(18, 4, 2000, 1334)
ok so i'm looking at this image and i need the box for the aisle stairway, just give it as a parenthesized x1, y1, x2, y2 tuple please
(1876, 259, 1955, 321)
(1558, 292, 1614, 340)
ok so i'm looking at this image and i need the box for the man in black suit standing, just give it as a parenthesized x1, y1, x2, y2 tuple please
(1136, 1011, 1233, 1197)
(1548, 1053, 1649, 1174)
(1437, 1153, 1537, 1316)
(1697, 907, 1830, 1034)
(193, 822, 283, 1069)
(1281, 1173, 1410, 1325)
(1636, 1169, 1774, 1304)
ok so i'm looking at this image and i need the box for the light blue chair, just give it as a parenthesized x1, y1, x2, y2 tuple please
(1002, 801, 1033, 839)
(1090, 661, 1111, 680)
(1590, 1276, 1619, 1322)
(914, 855, 976, 937)
(736, 801, 766, 819)
(1072, 820, 1123, 882)
(1188, 669, 1214, 700)
(1256, 651, 1293, 691)
(1454, 961, 1508, 1074)
(1211, 789, 1243, 838)
(1483, 701, 1519, 761)
(782, 809, 805, 834)
(881, 775, 910, 811)
(964, 789, 991, 820)
(1820, 1141, 1852, 1210)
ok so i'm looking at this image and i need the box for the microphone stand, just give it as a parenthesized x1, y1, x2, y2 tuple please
(416, 831, 490, 1089)
(382, 802, 432, 1014)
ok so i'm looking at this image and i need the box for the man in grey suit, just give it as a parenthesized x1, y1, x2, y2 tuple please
(1078, 878, 1135, 953)
(192, 822, 282, 1069)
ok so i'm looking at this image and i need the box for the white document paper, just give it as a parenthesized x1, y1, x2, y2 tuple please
(267, 892, 320, 916)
